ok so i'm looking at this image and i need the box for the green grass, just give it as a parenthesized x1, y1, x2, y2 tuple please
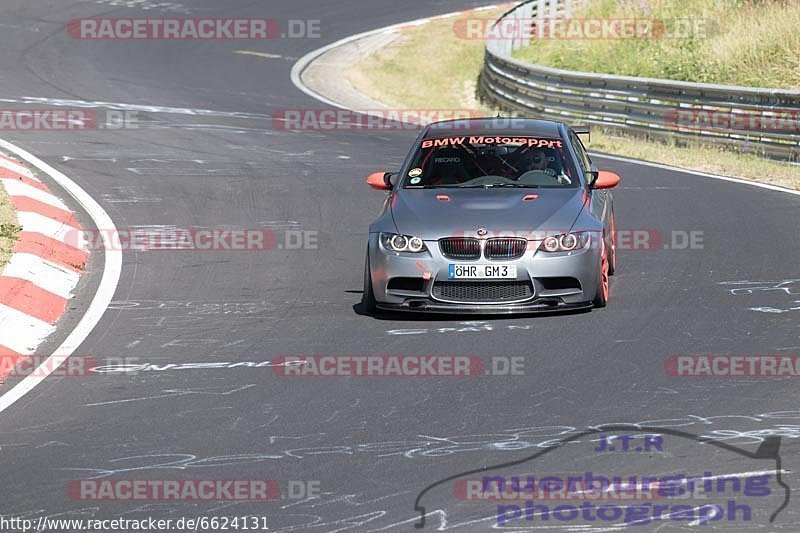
(513, 0, 800, 88)
(0, 182, 20, 271)
(348, 8, 508, 110)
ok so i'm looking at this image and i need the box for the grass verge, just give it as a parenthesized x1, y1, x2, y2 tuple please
(348, 6, 800, 190)
(349, 7, 508, 111)
(513, 0, 800, 89)
(0, 179, 20, 271)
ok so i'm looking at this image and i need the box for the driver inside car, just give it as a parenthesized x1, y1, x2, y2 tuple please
(523, 149, 556, 173)
(517, 147, 572, 185)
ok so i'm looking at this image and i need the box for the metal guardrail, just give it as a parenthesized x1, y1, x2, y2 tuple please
(479, 0, 800, 160)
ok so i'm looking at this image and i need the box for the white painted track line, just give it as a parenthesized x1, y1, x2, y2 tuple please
(593, 153, 800, 198)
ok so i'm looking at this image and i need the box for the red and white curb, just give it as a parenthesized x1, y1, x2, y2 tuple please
(0, 153, 89, 383)
(0, 138, 120, 413)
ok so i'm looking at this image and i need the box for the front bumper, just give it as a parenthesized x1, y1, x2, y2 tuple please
(375, 300, 593, 315)
(368, 233, 602, 315)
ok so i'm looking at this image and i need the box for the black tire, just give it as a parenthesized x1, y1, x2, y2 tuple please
(362, 251, 377, 314)
(607, 212, 617, 276)
(593, 245, 609, 308)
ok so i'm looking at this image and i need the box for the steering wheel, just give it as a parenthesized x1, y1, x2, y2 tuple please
(517, 169, 559, 186)
(457, 175, 517, 186)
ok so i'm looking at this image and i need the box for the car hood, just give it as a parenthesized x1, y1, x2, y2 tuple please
(390, 188, 588, 240)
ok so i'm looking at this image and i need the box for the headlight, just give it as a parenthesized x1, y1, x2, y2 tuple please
(538, 232, 591, 253)
(380, 233, 427, 253)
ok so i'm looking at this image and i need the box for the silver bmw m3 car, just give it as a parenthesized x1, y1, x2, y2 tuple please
(362, 118, 620, 315)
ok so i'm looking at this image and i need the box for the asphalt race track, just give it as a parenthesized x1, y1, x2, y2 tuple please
(1, 1, 800, 531)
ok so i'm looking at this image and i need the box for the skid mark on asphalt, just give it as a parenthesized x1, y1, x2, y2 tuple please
(386, 320, 539, 336)
(101, 186, 161, 203)
(61, 156, 293, 178)
(84, 384, 257, 407)
(720, 279, 800, 313)
(89, 359, 292, 375)
(108, 299, 276, 314)
(56, 411, 800, 479)
(123, 163, 276, 175)
(234, 50, 296, 60)
(73, 156, 301, 177)
(133, 122, 283, 135)
(751, 302, 800, 314)
(9, 96, 270, 119)
(93, 0, 192, 14)
(61, 156, 117, 163)
(721, 279, 800, 296)
(257, 221, 302, 228)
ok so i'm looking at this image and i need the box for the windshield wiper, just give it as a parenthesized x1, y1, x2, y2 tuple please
(405, 185, 462, 189)
(408, 183, 540, 189)
(458, 183, 539, 188)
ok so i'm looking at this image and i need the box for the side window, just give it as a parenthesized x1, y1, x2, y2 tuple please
(570, 131, 592, 172)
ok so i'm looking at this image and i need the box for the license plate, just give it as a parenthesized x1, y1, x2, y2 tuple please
(448, 264, 517, 279)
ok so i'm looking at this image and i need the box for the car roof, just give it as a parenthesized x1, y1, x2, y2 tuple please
(421, 118, 565, 139)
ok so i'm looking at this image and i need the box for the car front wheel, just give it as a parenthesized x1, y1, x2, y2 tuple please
(593, 241, 610, 308)
(362, 251, 377, 314)
(608, 212, 617, 276)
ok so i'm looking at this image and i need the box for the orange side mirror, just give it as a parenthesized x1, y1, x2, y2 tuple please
(593, 170, 620, 189)
(366, 172, 391, 190)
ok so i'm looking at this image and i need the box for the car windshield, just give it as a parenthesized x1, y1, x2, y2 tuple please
(402, 135, 579, 189)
